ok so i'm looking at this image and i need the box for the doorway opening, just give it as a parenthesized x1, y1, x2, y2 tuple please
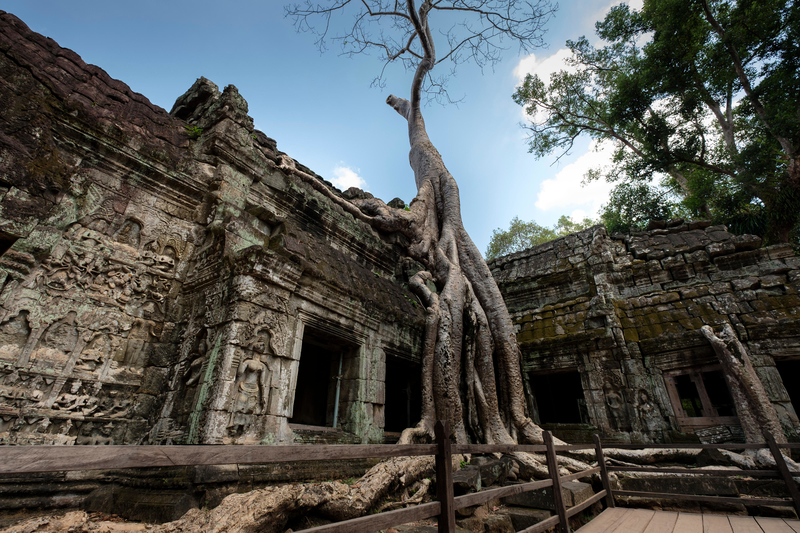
(776, 359, 800, 414)
(289, 327, 357, 428)
(528, 370, 588, 424)
(384, 357, 421, 432)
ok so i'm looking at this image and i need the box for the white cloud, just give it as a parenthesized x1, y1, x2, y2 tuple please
(513, 47, 576, 87)
(535, 140, 616, 218)
(331, 164, 368, 191)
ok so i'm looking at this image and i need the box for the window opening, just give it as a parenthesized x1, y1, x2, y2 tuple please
(664, 365, 738, 431)
(384, 357, 421, 432)
(528, 370, 588, 424)
(674, 374, 704, 417)
(702, 370, 735, 416)
(290, 328, 357, 428)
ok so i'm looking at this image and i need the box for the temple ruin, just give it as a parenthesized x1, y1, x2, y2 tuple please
(0, 10, 799, 456)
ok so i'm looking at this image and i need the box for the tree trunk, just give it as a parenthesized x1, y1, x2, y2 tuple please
(700, 324, 787, 444)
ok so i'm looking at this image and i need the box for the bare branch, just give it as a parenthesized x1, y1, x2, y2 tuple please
(286, 0, 555, 103)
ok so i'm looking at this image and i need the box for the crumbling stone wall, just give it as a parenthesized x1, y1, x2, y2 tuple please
(0, 11, 423, 448)
(491, 220, 800, 444)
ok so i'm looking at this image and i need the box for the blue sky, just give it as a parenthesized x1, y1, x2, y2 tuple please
(4, 0, 638, 255)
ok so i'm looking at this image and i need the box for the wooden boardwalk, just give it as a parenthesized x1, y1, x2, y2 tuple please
(576, 508, 800, 533)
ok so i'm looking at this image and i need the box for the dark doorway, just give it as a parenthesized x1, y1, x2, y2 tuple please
(290, 328, 356, 428)
(776, 360, 800, 415)
(384, 357, 421, 432)
(529, 370, 588, 424)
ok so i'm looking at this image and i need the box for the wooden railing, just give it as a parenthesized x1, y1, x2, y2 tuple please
(595, 433, 800, 518)
(3, 426, 798, 533)
(0, 421, 603, 533)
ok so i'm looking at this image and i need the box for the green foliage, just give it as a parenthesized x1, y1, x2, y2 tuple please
(600, 182, 677, 233)
(513, 0, 800, 244)
(485, 215, 597, 260)
(184, 125, 203, 140)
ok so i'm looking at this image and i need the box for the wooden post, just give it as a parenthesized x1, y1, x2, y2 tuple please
(435, 420, 455, 533)
(545, 430, 570, 533)
(593, 434, 615, 509)
(765, 433, 800, 516)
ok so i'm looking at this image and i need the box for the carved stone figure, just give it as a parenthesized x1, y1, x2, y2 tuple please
(634, 389, 667, 432)
(604, 380, 630, 431)
(227, 357, 271, 437)
(115, 220, 142, 248)
(0, 311, 31, 360)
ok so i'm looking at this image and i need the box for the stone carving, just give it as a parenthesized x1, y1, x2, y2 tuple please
(633, 389, 667, 433)
(76, 421, 114, 445)
(39, 249, 103, 293)
(0, 371, 46, 407)
(123, 318, 161, 370)
(184, 328, 210, 387)
(603, 380, 631, 431)
(114, 219, 143, 248)
(42, 311, 80, 354)
(227, 356, 271, 437)
(0, 310, 31, 361)
(93, 390, 133, 419)
(51, 379, 100, 415)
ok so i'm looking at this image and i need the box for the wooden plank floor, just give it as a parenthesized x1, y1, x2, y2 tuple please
(575, 509, 800, 533)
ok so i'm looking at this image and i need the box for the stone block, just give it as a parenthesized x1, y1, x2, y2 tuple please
(483, 515, 515, 533)
(761, 274, 787, 288)
(706, 241, 736, 258)
(372, 403, 384, 426)
(620, 475, 738, 496)
(768, 244, 796, 260)
(472, 457, 511, 487)
(499, 507, 552, 531)
(453, 465, 482, 495)
(502, 481, 593, 510)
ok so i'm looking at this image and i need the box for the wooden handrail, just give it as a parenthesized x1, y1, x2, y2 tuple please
(3, 427, 795, 532)
(593, 435, 800, 518)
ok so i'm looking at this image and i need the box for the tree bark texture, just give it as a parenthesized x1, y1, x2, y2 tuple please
(700, 324, 787, 444)
(349, 4, 546, 448)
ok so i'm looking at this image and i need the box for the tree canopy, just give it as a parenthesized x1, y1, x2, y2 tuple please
(485, 215, 597, 259)
(513, 0, 800, 243)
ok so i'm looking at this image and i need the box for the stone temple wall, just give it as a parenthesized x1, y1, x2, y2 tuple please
(0, 11, 424, 448)
(491, 221, 800, 444)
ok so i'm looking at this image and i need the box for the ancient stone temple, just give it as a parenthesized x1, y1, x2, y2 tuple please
(1, 10, 799, 454)
(490, 222, 800, 444)
(0, 11, 424, 447)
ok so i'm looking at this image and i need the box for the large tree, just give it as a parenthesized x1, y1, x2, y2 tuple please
(513, 0, 800, 243)
(284, 0, 555, 446)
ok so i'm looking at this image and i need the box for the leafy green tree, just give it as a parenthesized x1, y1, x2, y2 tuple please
(486, 215, 597, 259)
(513, 0, 800, 244)
(599, 182, 679, 234)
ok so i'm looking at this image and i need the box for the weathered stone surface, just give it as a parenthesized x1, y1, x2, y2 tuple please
(502, 481, 593, 510)
(498, 506, 551, 530)
(453, 466, 482, 495)
(483, 515, 515, 533)
(491, 219, 800, 444)
(470, 456, 511, 487)
(0, 10, 425, 457)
